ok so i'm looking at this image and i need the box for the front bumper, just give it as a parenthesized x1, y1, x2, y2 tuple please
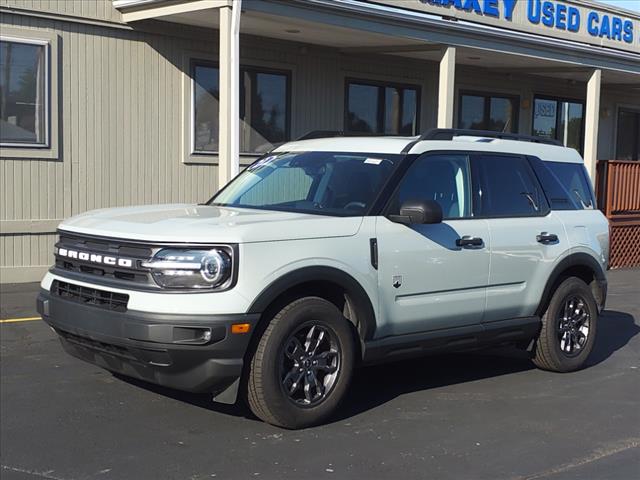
(37, 289, 260, 395)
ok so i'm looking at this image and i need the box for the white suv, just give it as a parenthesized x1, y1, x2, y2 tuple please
(38, 129, 609, 429)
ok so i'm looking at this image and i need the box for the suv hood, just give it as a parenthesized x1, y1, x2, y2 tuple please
(58, 204, 364, 243)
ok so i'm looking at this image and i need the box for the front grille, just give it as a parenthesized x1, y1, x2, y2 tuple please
(54, 231, 155, 286)
(52, 280, 129, 312)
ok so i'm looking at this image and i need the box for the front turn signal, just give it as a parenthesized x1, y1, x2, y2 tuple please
(231, 323, 251, 334)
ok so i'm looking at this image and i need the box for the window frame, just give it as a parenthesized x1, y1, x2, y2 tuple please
(457, 90, 520, 133)
(344, 77, 421, 136)
(0, 34, 51, 150)
(382, 151, 474, 220)
(532, 94, 585, 152)
(190, 59, 292, 157)
(380, 151, 551, 220)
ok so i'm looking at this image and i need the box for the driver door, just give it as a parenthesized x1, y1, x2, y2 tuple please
(375, 153, 490, 338)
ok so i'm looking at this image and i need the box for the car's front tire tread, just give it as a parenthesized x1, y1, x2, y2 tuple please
(246, 296, 354, 429)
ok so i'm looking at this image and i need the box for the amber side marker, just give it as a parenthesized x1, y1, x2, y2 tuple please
(0, 316, 42, 324)
(231, 323, 251, 334)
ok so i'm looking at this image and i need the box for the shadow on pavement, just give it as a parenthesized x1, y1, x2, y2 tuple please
(588, 309, 639, 365)
(114, 308, 639, 424)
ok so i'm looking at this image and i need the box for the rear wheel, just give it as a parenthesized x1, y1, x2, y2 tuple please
(246, 297, 355, 429)
(533, 277, 598, 372)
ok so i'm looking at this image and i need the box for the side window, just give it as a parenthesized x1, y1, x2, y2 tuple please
(393, 154, 472, 219)
(545, 161, 594, 209)
(473, 155, 548, 217)
(529, 158, 579, 210)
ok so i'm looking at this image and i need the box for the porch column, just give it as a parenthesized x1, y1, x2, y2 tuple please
(218, 1, 241, 188)
(583, 69, 601, 180)
(437, 47, 456, 128)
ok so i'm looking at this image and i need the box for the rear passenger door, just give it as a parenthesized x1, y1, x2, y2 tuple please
(473, 154, 567, 322)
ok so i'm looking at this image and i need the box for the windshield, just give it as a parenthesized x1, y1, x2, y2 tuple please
(210, 151, 403, 216)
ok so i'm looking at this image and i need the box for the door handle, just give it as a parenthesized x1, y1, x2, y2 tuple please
(536, 232, 559, 244)
(456, 235, 484, 248)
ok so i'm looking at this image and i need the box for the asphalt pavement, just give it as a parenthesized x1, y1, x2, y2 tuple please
(1, 270, 639, 480)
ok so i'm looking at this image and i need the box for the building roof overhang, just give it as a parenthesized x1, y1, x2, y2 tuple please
(113, 0, 640, 78)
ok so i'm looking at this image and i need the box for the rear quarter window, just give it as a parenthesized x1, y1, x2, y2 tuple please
(531, 159, 595, 210)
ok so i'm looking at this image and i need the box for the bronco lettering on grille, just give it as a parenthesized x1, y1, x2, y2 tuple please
(56, 247, 134, 268)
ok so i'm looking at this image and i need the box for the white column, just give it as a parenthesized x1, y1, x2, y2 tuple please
(218, 2, 241, 188)
(437, 46, 456, 128)
(583, 69, 601, 181)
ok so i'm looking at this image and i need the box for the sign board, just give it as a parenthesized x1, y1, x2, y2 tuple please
(369, 0, 640, 54)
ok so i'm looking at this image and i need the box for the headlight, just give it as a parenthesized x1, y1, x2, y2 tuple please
(142, 248, 233, 289)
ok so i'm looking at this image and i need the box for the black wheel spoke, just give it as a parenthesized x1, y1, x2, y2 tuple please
(280, 323, 341, 407)
(283, 369, 304, 394)
(285, 337, 305, 360)
(557, 295, 591, 357)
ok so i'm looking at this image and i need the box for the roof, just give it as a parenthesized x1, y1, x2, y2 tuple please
(409, 137, 584, 164)
(273, 136, 417, 155)
(273, 135, 585, 164)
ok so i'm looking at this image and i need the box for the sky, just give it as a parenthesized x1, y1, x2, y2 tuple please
(594, 0, 640, 13)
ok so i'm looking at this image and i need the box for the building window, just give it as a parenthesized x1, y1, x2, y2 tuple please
(532, 96, 584, 152)
(458, 92, 518, 133)
(0, 37, 49, 147)
(192, 61, 291, 155)
(616, 109, 640, 161)
(345, 79, 419, 135)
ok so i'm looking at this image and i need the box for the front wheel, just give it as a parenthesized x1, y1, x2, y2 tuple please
(533, 277, 598, 372)
(245, 297, 355, 429)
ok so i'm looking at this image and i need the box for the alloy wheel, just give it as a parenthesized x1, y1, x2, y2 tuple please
(557, 295, 591, 357)
(280, 324, 341, 407)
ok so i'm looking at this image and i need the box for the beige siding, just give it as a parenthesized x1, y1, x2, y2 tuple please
(1, 11, 219, 282)
(0, 0, 124, 24)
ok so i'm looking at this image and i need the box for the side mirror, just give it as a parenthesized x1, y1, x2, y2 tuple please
(389, 199, 443, 225)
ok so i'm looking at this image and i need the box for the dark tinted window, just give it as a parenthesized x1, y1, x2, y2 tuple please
(346, 79, 419, 135)
(545, 161, 594, 209)
(392, 154, 472, 219)
(0, 39, 48, 145)
(458, 92, 518, 133)
(529, 158, 578, 210)
(616, 109, 640, 161)
(193, 63, 290, 154)
(473, 155, 547, 217)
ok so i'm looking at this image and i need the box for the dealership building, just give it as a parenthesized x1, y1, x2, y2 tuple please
(0, 0, 639, 283)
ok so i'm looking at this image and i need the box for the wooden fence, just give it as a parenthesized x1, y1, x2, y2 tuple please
(596, 160, 640, 269)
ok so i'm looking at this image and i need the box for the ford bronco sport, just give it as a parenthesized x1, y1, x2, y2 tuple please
(37, 129, 608, 429)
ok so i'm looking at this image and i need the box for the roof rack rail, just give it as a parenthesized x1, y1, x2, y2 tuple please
(296, 130, 347, 141)
(417, 128, 562, 146)
(296, 130, 401, 141)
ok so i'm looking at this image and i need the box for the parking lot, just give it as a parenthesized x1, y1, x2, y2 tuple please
(1, 270, 638, 480)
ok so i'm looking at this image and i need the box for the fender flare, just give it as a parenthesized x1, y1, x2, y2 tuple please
(537, 252, 607, 314)
(247, 266, 377, 340)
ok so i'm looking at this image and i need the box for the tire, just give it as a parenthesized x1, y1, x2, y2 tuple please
(245, 297, 355, 429)
(533, 277, 598, 372)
